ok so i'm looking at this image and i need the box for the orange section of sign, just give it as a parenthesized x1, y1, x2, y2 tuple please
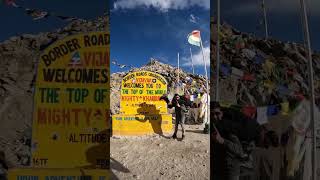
(120, 71, 168, 115)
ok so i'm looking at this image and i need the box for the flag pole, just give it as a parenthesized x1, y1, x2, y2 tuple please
(300, 0, 317, 180)
(178, 52, 180, 82)
(261, 0, 269, 39)
(215, 0, 220, 102)
(190, 48, 195, 74)
(199, 35, 209, 126)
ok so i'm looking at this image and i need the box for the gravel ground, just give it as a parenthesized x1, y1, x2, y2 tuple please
(110, 125, 210, 180)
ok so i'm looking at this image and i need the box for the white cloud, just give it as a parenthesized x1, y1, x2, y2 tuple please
(231, 0, 320, 16)
(182, 45, 210, 67)
(113, 0, 210, 12)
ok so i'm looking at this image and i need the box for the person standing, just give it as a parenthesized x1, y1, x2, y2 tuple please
(161, 94, 188, 139)
(0, 151, 8, 180)
(211, 102, 245, 180)
(200, 91, 210, 133)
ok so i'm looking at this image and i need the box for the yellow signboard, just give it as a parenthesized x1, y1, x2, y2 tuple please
(120, 71, 168, 114)
(8, 168, 109, 180)
(31, 32, 110, 168)
(112, 71, 172, 136)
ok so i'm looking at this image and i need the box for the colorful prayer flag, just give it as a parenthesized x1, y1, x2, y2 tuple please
(294, 92, 305, 101)
(221, 64, 231, 76)
(286, 68, 295, 76)
(257, 107, 268, 125)
(231, 67, 244, 78)
(263, 60, 275, 76)
(267, 105, 280, 116)
(277, 85, 290, 97)
(242, 106, 257, 119)
(4, 0, 19, 7)
(264, 80, 276, 90)
(242, 73, 255, 81)
(187, 30, 201, 47)
(26, 9, 49, 20)
(254, 54, 265, 64)
(293, 74, 304, 83)
(242, 49, 256, 60)
(5, 0, 13, 5)
(56, 15, 77, 21)
(220, 102, 232, 108)
(190, 95, 194, 102)
(281, 102, 290, 115)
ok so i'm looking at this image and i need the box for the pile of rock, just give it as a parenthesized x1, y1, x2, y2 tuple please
(211, 19, 320, 107)
(110, 59, 209, 115)
(211, 18, 320, 147)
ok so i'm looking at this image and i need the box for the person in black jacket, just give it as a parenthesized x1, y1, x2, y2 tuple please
(0, 151, 8, 180)
(211, 102, 245, 180)
(161, 94, 190, 139)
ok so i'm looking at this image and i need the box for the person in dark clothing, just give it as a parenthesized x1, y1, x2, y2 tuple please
(161, 94, 190, 139)
(256, 126, 279, 149)
(160, 94, 170, 104)
(211, 102, 245, 180)
(0, 151, 8, 180)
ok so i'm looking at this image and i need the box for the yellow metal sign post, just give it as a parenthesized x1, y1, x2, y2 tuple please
(112, 71, 173, 136)
(8, 31, 110, 178)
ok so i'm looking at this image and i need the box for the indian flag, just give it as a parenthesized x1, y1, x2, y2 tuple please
(187, 30, 201, 47)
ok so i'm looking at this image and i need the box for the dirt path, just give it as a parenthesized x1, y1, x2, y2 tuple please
(110, 125, 210, 180)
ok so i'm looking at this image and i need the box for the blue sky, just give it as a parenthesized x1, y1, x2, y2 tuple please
(110, 0, 210, 74)
(211, 0, 320, 51)
(0, 0, 107, 41)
